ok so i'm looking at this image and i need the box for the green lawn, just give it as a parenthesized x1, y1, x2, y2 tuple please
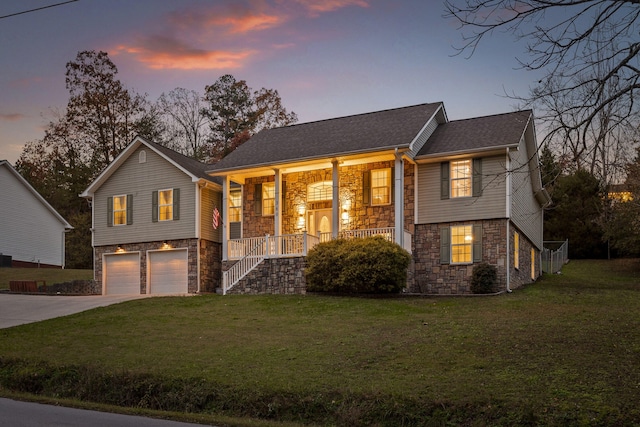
(0, 268, 93, 290)
(0, 259, 639, 426)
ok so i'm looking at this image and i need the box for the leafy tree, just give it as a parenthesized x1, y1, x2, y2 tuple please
(544, 170, 607, 259)
(15, 50, 157, 268)
(604, 148, 640, 256)
(65, 50, 151, 170)
(203, 74, 297, 161)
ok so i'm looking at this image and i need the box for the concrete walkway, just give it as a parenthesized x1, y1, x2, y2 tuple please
(0, 293, 148, 329)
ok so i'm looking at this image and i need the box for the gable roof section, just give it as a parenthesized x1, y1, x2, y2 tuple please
(80, 136, 221, 198)
(416, 110, 532, 158)
(0, 160, 72, 229)
(209, 102, 443, 172)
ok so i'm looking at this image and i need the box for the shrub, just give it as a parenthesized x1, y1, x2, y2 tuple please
(305, 236, 411, 294)
(470, 262, 498, 294)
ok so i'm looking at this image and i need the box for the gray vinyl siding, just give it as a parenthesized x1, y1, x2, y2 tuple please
(408, 118, 439, 158)
(94, 146, 196, 246)
(200, 187, 223, 243)
(416, 155, 507, 224)
(510, 137, 544, 249)
(0, 165, 67, 266)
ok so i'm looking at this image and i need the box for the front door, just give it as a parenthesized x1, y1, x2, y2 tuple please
(308, 209, 332, 241)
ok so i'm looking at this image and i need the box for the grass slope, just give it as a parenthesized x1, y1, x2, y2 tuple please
(1, 259, 639, 426)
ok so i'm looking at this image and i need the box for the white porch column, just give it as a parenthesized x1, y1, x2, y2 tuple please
(221, 176, 229, 261)
(274, 168, 282, 254)
(394, 152, 404, 248)
(332, 160, 339, 239)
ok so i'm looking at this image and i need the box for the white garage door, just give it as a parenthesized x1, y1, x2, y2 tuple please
(148, 249, 188, 294)
(104, 253, 140, 295)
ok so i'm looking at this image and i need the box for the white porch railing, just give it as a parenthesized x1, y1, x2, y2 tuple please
(227, 232, 321, 260)
(223, 237, 266, 295)
(325, 227, 412, 252)
(223, 232, 321, 294)
(227, 228, 411, 261)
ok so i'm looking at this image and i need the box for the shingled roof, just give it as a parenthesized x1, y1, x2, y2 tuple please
(417, 110, 532, 157)
(149, 139, 220, 183)
(209, 102, 443, 172)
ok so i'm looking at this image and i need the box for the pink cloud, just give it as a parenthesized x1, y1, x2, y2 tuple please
(168, 5, 288, 36)
(294, 0, 370, 15)
(114, 36, 256, 70)
(112, 0, 371, 71)
(0, 113, 26, 122)
(10, 77, 42, 89)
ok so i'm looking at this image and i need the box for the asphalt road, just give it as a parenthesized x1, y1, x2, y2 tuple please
(0, 293, 148, 328)
(0, 398, 213, 426)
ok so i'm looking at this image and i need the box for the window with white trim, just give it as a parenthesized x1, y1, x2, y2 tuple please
(229, 189, 242, 222)
(514, 231, 520, 269)
(451, 160, 472, 198)
(451, 225, 473, 264)
(262, 182, 275, 216)
(307, 181, 332, 202)
(371, 168, 391, 206)
(159, 189, 173, 221)
(113, 195, 127, 226)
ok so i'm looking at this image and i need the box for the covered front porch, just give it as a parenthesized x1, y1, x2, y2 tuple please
(210, 149, 416, 294)
(222, 227, 412, 294)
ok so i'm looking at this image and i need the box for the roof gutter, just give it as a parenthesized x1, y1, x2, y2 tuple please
(414, 143, 519, 162)
(206, 146, 411, 176)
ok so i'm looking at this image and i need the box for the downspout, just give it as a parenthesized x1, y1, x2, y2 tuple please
(505, 147, 512, 293)
(221, 176, 229, 262)
(506, 220, 511, 293)
(394, 148, 404, 248)
(195, 182, 202, 293)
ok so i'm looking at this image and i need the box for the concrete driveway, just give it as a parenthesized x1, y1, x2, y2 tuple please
(0, 293, 148, 329)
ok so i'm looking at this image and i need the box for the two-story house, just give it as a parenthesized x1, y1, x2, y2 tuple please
(83, 101, 550, 295)
(80, 139, 222, 295)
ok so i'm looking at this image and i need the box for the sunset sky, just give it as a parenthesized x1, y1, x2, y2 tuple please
(0, 0, 543, 164)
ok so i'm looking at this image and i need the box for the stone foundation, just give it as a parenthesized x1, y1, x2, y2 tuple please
(95, 238, 221, 294)
(412, 219, 540, 294)
(225, 257, 307, 294)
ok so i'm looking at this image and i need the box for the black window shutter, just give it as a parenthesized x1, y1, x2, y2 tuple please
(173, 188, 180, 220)
(254, 183, 262, 215)
(281, 181, 287, 215)
(107, 196, 113, 227)
(390, 167, 395, 203)
(440, 227, 450, 265)
(473, 224, 483, 262)
(363, 171, 370, 205)
(152, 191, 158, 222)
(472, 158, 483, 197)
(441, 162, 450, 199)
(126, 194, 133, 225)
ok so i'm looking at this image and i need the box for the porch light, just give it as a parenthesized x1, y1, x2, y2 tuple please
(116, 245, 125, 253)
(162, 241, 171, 249)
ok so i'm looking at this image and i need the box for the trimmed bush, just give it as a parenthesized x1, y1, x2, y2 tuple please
(470, 262, 498, 294)
(305, 236, 411, 294)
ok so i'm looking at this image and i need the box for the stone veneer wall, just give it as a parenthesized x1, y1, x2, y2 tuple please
(242, 161, 415, 239)
(412, 219, 508, 294)
(412, 219, 541, 294)
(225, 257, 307, 294)
(199, 239, 222, 293)
(243, 176, 275, 238)
(509, 225, 540, 289)
(95, 239, 204, 294)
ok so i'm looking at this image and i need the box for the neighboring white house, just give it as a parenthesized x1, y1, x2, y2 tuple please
(0, 160, 73, 268)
